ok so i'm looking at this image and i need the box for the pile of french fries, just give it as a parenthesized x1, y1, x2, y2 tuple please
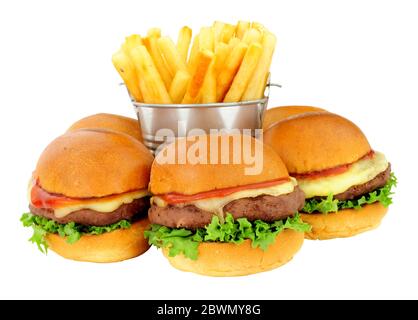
(112, 21, 276, 104)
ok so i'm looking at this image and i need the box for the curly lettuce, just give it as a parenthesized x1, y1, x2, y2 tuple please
(144, 213, 310, 260)
(20, 213, 131, 254)
(303, 172, 397, 214)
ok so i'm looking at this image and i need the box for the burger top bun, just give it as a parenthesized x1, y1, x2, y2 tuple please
(150, 134, 290, 195)
(264, 113, 371, 174)
(68, 113, 142, 141)
(35, 129, 153, 198)
(263, 106, 326, 130)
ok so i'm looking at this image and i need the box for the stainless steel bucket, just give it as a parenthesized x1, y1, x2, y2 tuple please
(132, 84, 278, 153)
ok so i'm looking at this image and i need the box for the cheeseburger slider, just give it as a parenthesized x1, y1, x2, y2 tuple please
(21, 129, 153, 262)
(263, 105, 326, 130)
(68, 113, 142, 141)
(264, 112, 396, 240)
(145, 134, 310, 276)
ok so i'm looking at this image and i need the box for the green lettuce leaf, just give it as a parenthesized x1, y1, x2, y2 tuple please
(144, 213, 310, 261)
(303, 172, 397, 214)
(20, 213, 131, 254)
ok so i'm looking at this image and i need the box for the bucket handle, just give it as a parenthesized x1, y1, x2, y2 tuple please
(264, 82, 281, 99)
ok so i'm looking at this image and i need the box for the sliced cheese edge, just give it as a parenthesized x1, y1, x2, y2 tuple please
(52, 190, 150, 218)
(298, 151, 389, 198)
(28, 184, 149, 218)
(151, 178, 297, 221)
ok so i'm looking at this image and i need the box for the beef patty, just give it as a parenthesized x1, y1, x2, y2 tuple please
(29, 197, 149, 226)
(148, 186, 305, 229)
(331, 164, 391, 201)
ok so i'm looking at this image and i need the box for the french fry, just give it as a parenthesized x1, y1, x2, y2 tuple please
(169, 70, 190, 103)
(214, 42, 229, 77)
(143, 28, 161, 53)
(243, 28, 262, 45)
(220, 23, 236, 43)
(216, 41, 248, 102)
(182, 50, 214, 104)
(200, 61, 216, 103)
(112, 50, 143, 102)
(224, 43, 263, 102)
(142, 36, 151, 51)
(187, 34, 200, 74)
(251, 22, 265, 33)
(130, 45, 172, 104)
(213, 21, 225, 37)
(157, 37, 187, 77)
(147, 37, 172, 89)
(236, 21, 250, 39)
(121, 34, 143, 57)
(177, 26, 192, 63)
(198, 27, 215, 103)
(242, 32, 276, 100)
(199, 27, 214, 52)
(216, 37, 239, 76)
(137, 72, 152, 103)
(147, 28, 161, 38)
(227, 37, 240, 49)
(213, 21, 225, 48)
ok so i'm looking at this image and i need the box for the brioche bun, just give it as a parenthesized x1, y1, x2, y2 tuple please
(150, 134, 290, 195)
(264, 113, 371, 174)
(46, 218, 150, 263)
(300, 202, 388, 240)
(263, 106, 326, 130)
(162, 229, 304, 276)
(68, 113, 142, 141)
(35, 129, 153, 198)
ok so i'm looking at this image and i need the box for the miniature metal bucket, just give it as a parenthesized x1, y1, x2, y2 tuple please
(132, 84, 278, 153)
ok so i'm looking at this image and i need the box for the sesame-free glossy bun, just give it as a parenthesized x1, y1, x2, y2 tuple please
(68, 113, 142, 141)
(300, 202, 388, 240)
(264, 113, 371, 174)
(35, 130, 153, 198)
(46, 218, 150, 263)
(163, 229, 304, 276)
(150, 134, 290, 195)
(263, 106, 326, 130)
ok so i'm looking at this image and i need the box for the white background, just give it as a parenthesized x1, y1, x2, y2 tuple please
(0, 0, 417, 300)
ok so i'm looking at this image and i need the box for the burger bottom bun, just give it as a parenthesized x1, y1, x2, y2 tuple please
(301, 202, 388, 240)
(162, 229, 304, 277)
(46, 217, 150, 263)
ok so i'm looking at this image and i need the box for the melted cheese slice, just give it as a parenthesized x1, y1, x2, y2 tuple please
(152, 178, 297, 221)
(298, 151, 389, 198)
(53, 190, 149, 218)
(28, 185, 149, 218)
